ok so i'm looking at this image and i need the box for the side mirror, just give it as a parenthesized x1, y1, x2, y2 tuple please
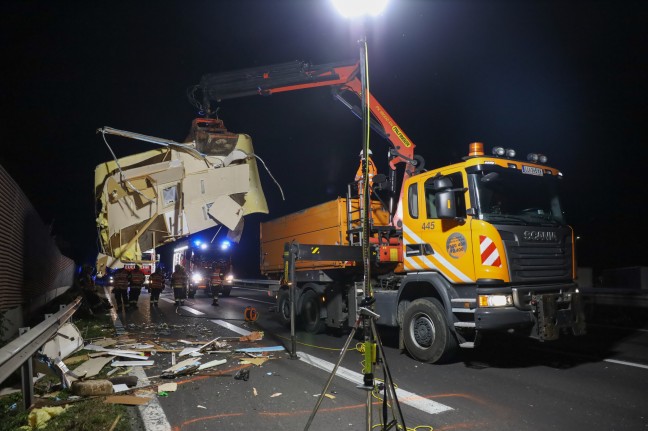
(435, 190, 457, 219)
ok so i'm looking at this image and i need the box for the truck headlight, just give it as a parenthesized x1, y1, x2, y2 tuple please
(225, 274, 234, 283)
(478, 294, 513, 307)
(192, 274, 203, 283)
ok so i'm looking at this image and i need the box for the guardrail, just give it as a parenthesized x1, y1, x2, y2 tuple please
(0, 296, 82, 410)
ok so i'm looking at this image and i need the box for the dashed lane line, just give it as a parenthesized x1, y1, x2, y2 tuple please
(209, 319, 454, 416)
(604, 358, 648, 370)
(211, 319, 252, 336)
(298, 352, 454, 415)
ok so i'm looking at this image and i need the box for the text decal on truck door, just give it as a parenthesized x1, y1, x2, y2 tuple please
(522, 165, 544, 176)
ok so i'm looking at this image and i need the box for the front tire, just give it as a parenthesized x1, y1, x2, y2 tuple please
(403, 298, 457, 363)
(300, 290, 325, 334)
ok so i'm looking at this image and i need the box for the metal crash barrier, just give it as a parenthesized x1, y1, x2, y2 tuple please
(0, 296, 82, 410)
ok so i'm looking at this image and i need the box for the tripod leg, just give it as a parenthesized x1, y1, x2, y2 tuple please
(371, 319, 407, 430)
(304, 320, 360, 431)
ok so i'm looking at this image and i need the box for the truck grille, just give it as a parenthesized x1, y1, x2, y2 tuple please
(499, 227, 573, 283)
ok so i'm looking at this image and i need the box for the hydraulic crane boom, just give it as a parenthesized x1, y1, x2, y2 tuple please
(193, 60, 425, 223)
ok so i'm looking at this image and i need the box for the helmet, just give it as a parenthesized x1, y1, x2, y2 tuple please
(359, 149, 373, 157)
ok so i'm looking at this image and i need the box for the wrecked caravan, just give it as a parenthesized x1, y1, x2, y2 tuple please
(94, 119, 268, 274)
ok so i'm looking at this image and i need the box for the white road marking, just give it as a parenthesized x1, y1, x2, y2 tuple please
(106, 296, 171, 431)
(132, 366, 172, 431)
(210, 318, 453, 416)
(211, 319, 252, 336)
(298, 352, 453, 415)
(180, 306, 205, 315)
(604, 358, 648, 370)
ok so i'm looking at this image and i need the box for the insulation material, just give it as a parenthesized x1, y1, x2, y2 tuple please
(95, 127, 268, 275)
(208, 195, 244, 231)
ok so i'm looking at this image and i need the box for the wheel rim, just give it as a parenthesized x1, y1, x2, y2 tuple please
(409, 312, 436, 348)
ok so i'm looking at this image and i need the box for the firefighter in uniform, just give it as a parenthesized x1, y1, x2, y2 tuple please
(149, 267, 165, 306)
(112, 267, 130, 310)
(209, 263, 223, 306)
(171, 264, 188, 306)
(128, 264, 145, 308)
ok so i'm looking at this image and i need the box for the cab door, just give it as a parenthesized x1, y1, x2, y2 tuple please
(401, 171, 475, 284)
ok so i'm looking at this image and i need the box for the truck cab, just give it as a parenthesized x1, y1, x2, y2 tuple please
(389, 143, 585, 361)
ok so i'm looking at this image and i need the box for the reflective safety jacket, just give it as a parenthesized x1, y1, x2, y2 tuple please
(171, 270, 188, 289)
(130, 269, 145, 287)
(149, 272, 165, 290)
(113, 269, 130, 290)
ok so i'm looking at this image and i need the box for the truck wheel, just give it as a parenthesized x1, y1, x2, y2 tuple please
(403, 298, 457, 363)
(277, 290, 291, 327)
(300, 290, 325, 334)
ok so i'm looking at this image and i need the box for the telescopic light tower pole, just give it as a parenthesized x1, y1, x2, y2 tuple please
(306, 3, 406, 431)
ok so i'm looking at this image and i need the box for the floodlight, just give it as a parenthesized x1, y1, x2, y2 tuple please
(332, 0, 388, 17)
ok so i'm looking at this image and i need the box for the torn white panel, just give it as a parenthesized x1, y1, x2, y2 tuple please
(208, 195, 244, 231)
(41, 323, 83, 360)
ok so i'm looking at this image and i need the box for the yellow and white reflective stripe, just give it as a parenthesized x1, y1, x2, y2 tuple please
(403, 225, 474, 283)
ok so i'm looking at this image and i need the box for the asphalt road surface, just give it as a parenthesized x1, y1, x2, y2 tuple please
(109, 285, 648, 431)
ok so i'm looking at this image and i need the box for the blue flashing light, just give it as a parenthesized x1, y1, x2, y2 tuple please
(194, 239, 202, 247)
(220, 240, 231, 251)
(200, 243, 208, 250)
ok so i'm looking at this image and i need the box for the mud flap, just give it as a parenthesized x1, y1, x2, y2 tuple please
(532, 292, 586, 341)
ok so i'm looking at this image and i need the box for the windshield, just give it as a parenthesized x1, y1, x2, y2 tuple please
(470, 169, 565, 226)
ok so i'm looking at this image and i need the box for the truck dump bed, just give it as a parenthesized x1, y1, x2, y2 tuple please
(260, 197, 390, 275)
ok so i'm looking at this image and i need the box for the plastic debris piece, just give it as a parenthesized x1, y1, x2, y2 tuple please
(325, 393, 336, 399)
(235, 346, 284, 353)
(270, 392, 282, 398)
(253, 387, 258, 396)
(197, 405, 207, 409)
(158, 391, 168, 397)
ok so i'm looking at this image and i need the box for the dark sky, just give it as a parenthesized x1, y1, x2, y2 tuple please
(1, 1, 646, 275)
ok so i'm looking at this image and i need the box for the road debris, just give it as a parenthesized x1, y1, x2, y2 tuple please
(270, 392, 282, 398)
(158, 383, 178, 393)
(27, 405, 71, 429)
(235, 345, 285, 353)
(234, 369, 250, 381)
(71, 379, 113, 396)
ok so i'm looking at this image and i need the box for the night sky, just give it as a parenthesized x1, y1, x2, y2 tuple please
(1, 1, 646, 276)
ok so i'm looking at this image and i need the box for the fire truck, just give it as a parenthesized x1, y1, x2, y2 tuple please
(123, 249, 158, 285)
(195, 60, 586, 363)
(173, 240, 233, 298)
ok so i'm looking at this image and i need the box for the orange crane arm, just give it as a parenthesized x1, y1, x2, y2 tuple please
(194, 60, 425, 221)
